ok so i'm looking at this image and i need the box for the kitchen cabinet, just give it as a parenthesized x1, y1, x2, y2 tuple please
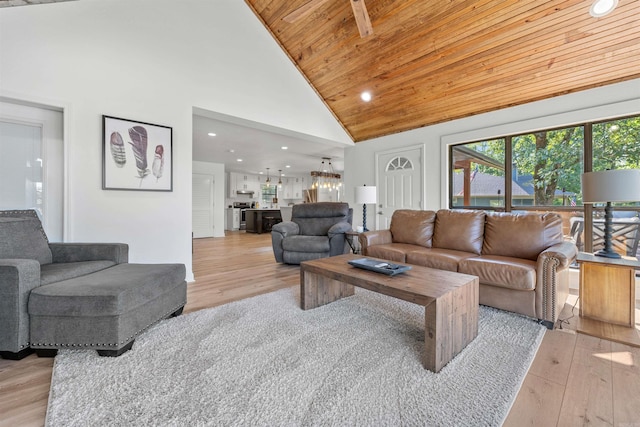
(279, 176, 306, 200)
(245, 209, 282, 234)
(292, 176, 306, 199)
(228, 172, 260, 198)
(225, 208, 240, 231)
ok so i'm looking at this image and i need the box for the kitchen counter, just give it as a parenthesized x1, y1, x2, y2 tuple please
(245, 209, 282, 234)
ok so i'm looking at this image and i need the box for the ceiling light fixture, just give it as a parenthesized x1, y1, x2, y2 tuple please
(311, 157, 342, 192)
(237, 158, 243, 162)
(281, 146, 288, 150)
(265, 168, 271, 183)
(278, 169, 283, 189)
(360, 91, 372, 102)
(589, 0, 618, 17)
(208, 132, 216, 136)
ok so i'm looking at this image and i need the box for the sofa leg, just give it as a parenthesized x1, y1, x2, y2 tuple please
(97, 340, 134, 357)
(538, 319, 555, 330)
(0, 347, 34, 360)
(35, 349, 58, 358)
(170, 306, 184, 317)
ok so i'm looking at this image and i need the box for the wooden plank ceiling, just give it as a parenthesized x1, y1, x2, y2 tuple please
(244, 0, 640, 142)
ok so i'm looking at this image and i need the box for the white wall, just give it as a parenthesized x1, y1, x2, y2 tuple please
(0, 0, 351, 282)
(344, 79, 640, 230)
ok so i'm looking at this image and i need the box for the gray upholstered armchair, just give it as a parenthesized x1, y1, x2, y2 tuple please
(271, 202, 353, 264)
(0, 209, 186, 359)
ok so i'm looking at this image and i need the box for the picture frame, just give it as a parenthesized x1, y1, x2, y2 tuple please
(102, 115, 173, 191)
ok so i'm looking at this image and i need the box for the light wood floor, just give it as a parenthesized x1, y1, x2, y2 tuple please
(1, 232, 639, 426)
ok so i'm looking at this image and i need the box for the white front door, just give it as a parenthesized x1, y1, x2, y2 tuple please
(375, 146, 423, 229)
(192, 174, 215, 238)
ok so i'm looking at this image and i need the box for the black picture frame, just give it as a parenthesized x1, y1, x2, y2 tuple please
(102, 115, 173, 191)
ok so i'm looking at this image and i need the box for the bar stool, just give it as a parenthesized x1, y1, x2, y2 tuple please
(263, 216, 277, 232)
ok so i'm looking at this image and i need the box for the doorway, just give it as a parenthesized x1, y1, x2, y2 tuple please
(0, 100, 64, 241)
(192, 173, 215, 238)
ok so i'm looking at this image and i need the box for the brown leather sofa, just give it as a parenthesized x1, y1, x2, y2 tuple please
(358, 209, 578, 328)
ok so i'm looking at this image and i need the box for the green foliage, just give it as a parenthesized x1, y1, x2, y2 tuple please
(460, 116, 639, 206)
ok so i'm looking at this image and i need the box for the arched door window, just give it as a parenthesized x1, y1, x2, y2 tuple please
(387, 156, 413, 171)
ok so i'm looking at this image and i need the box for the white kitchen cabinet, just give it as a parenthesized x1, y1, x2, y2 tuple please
(280, 177, 292, 199)
(229, 172, 260, 197)
(292, 176, 305, 199)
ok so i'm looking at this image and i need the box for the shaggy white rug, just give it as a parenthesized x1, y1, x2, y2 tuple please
(46, 287, 545, 426)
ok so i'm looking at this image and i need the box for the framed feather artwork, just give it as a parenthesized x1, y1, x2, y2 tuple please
(102, 115, 173, 191)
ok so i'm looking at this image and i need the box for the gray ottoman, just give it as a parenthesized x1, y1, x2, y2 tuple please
(28, 263, 186, 357)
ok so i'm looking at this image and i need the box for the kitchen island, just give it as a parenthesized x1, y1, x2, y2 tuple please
(245, 209, 282, 234)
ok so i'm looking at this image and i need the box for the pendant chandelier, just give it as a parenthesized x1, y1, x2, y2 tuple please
(265, 168, 271, 183)
(311, 157, 342, 192)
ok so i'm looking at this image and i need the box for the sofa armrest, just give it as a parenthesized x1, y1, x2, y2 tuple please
(271, 221, 300, 239)
(271, 221, 300, 263)
(535, 241, 578, 326)
(0, 259, 41, 352)
(328, 221, 352, 237)
(328, 222, 352, 256)
(49, 243, 129, 264)
(538, 241, 578, 269)
(358, 230, 393, 256)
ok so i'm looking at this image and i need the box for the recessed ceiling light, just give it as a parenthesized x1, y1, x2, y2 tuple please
(360, 91, 372, 102)
(227, 149, 235, 153)
(208, 132, 216, 137)
(281, 146, 288, 150)
(285, 165, 291, 168)
(237, 159, 243, 162)
(589, 0, 618, 17)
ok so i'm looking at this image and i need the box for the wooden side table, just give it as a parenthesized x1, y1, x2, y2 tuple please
(575, 252, 640, 347)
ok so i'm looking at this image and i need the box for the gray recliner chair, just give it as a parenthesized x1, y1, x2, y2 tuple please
(271, 202, 353, 265)
(0, 209, 187, 359)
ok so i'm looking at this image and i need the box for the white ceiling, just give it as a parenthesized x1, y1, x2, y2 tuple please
(192, 111, 347, 178)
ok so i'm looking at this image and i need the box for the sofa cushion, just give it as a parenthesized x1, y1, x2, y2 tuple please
(458, 255, 537, 291)
(282, 235, 330, 253)
(365, 243, 417, 263)
(482, 212, 564, 261)
(432, 210, 485, 255)
(406, 248, 477, 272)
(29, 263, 186, 317)
(0, 217, 52, 265)
(390, 210, 436, 247)
(40, 261, 116, 286)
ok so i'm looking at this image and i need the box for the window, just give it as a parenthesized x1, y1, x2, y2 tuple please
(448, 114, 640, 256)
(261, 184, 277, 207)
(387, 156, 414, 171)
(0, 121, 43, 213)
(511, 126, 584, 207)
(450, 139, 505, 208)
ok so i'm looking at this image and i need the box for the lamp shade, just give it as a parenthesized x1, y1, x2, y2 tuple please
(581, 169, 640, 203)
(354, 186, 377, 204)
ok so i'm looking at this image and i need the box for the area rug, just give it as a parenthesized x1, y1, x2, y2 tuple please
(46, 287, 545, 426)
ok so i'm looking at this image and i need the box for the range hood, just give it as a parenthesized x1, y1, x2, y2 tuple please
(236, 190, 255, 196)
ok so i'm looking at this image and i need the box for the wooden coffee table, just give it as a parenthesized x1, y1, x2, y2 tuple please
(300, 254, 479, 372)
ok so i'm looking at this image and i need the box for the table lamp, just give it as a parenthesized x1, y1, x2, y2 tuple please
(580, 169, 640, 258)
(354, 185, 377, 232)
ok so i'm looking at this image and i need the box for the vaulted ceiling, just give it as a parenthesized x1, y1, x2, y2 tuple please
(245, 0, 640, 142)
